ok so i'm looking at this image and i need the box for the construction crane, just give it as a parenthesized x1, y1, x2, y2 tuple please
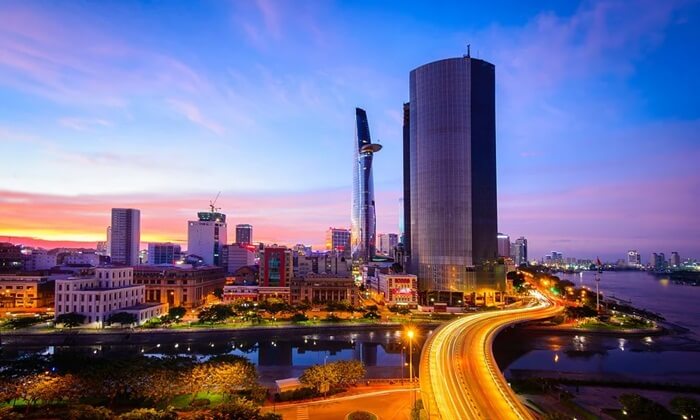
(209, 191, 221, 213)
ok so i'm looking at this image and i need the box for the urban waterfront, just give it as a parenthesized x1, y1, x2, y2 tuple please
(0, 327, 431, 386)
(494, 271, 700, 387)
(559, 271, 700, 336)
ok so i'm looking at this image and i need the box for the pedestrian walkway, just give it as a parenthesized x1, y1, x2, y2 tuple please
(296, 406, 309, 420)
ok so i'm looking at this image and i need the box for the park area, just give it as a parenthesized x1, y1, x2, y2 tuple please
(0, 349, 369, 419)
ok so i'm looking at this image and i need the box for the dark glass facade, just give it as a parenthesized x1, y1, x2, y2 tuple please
(351, 108, 381, 265)
(235, 224, 253, 244)
(402, 102, 411, 260)
(408, 57, 499, 294)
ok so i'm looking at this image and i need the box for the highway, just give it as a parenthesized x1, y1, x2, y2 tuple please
(419, 291, 562, 419)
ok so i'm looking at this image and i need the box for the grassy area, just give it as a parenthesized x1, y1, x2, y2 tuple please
(168, 392, 228, 409)
(560, 397, 598, 420)
(577, 316, 650, 331)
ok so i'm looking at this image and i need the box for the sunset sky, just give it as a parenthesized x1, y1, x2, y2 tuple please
(1, 0, 698, 262)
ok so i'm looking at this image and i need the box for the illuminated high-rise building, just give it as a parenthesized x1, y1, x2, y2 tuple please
(512, 237, 528, 266)
(351, 107, 382, 265)
(147, 242, 182, 265)
(627, 250, 641, 266)
(670, 251, 681, 267)
(187, 212, 227, 266)
(406, 55, 498, 294)
(110, 208, 140, 266)
(261, 246, 293, 287)
(326, 227, 351, 257)
(235, 224, 253, 244)
(497, 233, 511, 258)
(378, 233, 399, 256)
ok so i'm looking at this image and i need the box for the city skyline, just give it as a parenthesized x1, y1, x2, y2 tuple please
(1, 1, 699, 261)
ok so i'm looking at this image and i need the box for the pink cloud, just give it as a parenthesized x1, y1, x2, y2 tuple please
(499, 173, 700, 259)
(0, 189, 357, 250)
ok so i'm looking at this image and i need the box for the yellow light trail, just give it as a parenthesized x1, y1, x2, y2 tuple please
(420, 291, 563, 419)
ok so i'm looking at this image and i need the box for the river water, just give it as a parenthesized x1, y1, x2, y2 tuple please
(495, 270, 700, 385)
(0, 327, 429, 386)
(558, 270, 700, 336)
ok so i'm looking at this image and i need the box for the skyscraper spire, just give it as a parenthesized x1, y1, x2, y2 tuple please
(351, 107, 382, 265)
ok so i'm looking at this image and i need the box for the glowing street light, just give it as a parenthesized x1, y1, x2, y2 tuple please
(406, 328, 416, 407)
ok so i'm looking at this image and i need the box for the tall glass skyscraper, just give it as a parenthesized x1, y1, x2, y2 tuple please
(351, 107, 382, 265)
(407, 56, 499, 295)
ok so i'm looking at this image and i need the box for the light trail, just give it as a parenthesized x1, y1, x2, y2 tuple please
(419, 291, 562, 419)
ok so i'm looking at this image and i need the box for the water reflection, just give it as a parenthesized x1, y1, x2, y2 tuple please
(494, 327, 700, 385)
(0, 328, 431, 378)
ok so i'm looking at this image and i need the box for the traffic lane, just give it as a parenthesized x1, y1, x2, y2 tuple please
(268, 388, 416, 420)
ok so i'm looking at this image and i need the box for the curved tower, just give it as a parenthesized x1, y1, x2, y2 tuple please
(408, 56, 498, 294)
(351, 107, 382, 265)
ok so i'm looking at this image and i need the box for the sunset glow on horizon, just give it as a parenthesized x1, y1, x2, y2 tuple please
(1, 0, 699, 260)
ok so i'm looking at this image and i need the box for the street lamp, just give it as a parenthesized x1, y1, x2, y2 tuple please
(406, 328, 416, 407)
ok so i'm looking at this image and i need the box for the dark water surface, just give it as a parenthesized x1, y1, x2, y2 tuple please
(559, 271, 700, 336)
(495, 271, 700, 385)
(1, 327, 429, 385)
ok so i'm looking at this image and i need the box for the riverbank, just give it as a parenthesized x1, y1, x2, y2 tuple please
(0, 322, 440, 346)
(523, 322, 665, 336)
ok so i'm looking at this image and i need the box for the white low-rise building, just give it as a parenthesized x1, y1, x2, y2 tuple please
(55, 266, 166, 327)
(377, 273, 418, 306)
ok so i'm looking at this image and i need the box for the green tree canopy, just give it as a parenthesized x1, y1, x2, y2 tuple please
(168, 306, 187, 320)
(619, 394, 674, 420)
(198, 304, 235, 324)
(55, 312, 86, 328)
(670, 396, 700, 418)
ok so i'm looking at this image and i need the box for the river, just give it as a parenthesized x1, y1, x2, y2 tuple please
(495, 270, 700, 385)
(558, 270, 700, 336)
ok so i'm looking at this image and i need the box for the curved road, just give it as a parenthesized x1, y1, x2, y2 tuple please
(419, 292, 562, 419)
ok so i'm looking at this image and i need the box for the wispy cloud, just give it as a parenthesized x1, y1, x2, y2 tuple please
(58, 117, 113, 131)
(0, 3, 210, 106)
(167, 99, 225, 135)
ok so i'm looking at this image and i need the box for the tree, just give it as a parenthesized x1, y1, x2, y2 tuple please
(65, 404, 115, 420)
(333, 360, 366, 387)
(168, 306, 187, 320)
(55, 312, 86, 328)
(363, 311, 380, 319)
(670, 396, 700, 419)
(295, 301, 311, 312)
(193, 398, 280, 420)
(291, 313, 308, 323)
(198, 304, 235, 324)
(300, 364, 340, 392)
(213, 288, 224, 299)
(18, 373, 81, 410)
(618, 394, 674, 420)
(260, 300, 290, 317)
(107, 312, 138, 326)
(119, 408, 178, 420)
(299, 361, 365, 392)
(324, 314, 341, 322)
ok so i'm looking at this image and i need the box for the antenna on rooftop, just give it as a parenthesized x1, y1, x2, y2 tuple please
(467, 43, 471, 58)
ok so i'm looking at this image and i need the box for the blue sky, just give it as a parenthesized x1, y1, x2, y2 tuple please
(0, 0, 698, 261)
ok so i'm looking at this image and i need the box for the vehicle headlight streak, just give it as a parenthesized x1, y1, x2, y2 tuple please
(420, 291, 562, 419)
